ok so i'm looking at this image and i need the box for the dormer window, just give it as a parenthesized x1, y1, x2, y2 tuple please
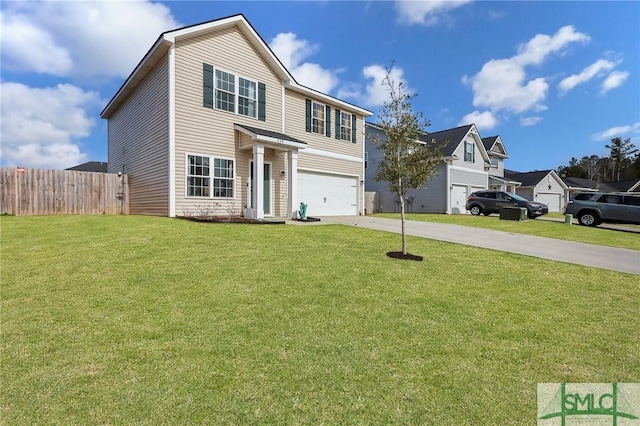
(491, 156, 498, 167)
(464, 141, 475, 163)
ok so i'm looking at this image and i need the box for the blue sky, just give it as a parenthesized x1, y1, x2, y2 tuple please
(1, 1, 639, 173)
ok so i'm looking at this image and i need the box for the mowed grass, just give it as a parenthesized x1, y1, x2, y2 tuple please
(1, 215, 638, 425)
(375, 212, 640, 250)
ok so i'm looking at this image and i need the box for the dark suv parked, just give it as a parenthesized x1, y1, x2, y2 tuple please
(564, 192, 640, 226)
(465, 191, 548, 219)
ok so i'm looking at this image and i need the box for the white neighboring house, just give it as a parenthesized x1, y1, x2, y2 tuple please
(365, 123, 518, 214)
(504, 169, 568, 212)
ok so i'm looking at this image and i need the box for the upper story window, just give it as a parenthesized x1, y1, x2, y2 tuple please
(312, 101, 325, 134)
(238, 77, 257, 118)
(215, 70, 235, 113)
(464, 141, 475, 163)
(490, 156, 499, 167)
(203, 63, 265, 121)
(340, 111, 352, 141)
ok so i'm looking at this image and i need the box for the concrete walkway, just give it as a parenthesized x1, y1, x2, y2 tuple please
(302, 216, 640, 275)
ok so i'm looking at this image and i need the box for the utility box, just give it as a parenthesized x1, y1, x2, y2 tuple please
(500, 207, 527, 221)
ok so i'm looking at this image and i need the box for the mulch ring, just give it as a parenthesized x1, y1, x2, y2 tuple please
(177, 216, 285, 224)
(386, 251, 424, 261)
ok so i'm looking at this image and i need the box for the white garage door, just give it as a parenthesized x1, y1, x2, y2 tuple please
(450, 185, 468, 214)
(298, 171, 358, 216)
(537, 193, 562, 212)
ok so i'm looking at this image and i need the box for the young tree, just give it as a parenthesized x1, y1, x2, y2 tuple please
(372, 66, 444, 257)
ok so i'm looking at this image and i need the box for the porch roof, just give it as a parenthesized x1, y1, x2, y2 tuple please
(235, 124, 307, 150)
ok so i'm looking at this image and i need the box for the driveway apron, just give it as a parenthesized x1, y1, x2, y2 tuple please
(315, 216, 640, 275)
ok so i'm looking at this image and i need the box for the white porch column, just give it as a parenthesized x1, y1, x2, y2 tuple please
(253, 143, 265, 220)
(287, 149, 298, 219)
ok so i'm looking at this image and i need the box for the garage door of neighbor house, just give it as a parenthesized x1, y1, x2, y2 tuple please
(298, 171, 358, 216)
(537, 193, 562, 212)
(450, 185, 468, 214)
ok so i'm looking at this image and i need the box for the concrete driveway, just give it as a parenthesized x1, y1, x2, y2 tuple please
(310, 216, 640, 275)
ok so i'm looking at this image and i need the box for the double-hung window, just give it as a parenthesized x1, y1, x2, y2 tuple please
(464, 141, 475, 163)
(186, 155, 234, 198)
(187, 155, 210, 197)
(312, 101, 325, 134)
(215, 70, 235, 113)
(238, 77, 257, 118)
(213, 158, 234, 198)
(340, 111, 352, 141)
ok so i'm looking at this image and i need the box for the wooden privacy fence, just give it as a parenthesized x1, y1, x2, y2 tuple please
(0, 167, 129, 216)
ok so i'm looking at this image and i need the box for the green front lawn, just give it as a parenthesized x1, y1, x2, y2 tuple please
(374, 213, 640, 250)
(2, 215, 638, 424)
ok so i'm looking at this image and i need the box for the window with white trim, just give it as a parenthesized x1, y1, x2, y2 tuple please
(491, 156, 498, 167)
(238, 77, 257, 118)
(340, 111, 352, 141)
(464, 141, 475, 163)
(215, 70, 235, 112)
(312, 101, 325, 134)
(186, 155, 234, 198)
(187, 155, 210, 197)
(213, 158, 234, 198)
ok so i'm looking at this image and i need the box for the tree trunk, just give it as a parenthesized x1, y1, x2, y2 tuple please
(399, 178, 406, 255)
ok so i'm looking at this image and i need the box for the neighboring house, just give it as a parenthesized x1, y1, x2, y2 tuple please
(601, 179, 640, 193)
(561, 176, 599, 200)
(100, 14, 372, 219)
(365, 123, 514, 214)
(65, 161, 108, 173)
(504, 169, 568, 212)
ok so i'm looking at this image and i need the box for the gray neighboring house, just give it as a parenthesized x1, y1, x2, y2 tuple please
(504, 169, 568, 212)
(601, 179, 640, 193)
(365, 122, 517, 214)
(561, 176, 599, 200)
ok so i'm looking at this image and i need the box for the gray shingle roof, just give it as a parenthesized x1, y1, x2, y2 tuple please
(65, 161, 108, 173)
(235, 124, 306, 145)
(417, 124, 474, 157)
(504, 169, 554, 187)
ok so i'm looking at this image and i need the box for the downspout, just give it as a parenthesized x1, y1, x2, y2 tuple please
(168, 43, 176, 217)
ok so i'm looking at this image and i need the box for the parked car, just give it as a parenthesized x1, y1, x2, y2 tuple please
(465, 191, 548, 219)
(564, 192, 640, 226)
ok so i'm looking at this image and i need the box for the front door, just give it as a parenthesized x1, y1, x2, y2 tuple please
(250, 161, 271, 215)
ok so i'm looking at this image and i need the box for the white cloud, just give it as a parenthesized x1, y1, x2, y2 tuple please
(269, 32, 338, 94)
(336, 64, 411, 108)
(520, 116, 543, 127)
(395, 0, 473, 25)
(601, 70, 629, 93)
(592, 122, 640, 141)
(0, 82, 102, 169)
(558, 59, 617, 93)
(0, 1, 180, 79)
(463, 25, 589, 121)
(459, 110, 498, 130)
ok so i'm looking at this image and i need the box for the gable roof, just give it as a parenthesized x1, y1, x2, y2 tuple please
(481, 135, 508, 157)
(600, 179, 640, 192)
(65, 161, 108, 173)
(101, 14, 371, 119)
(504, 169, 567, 189)
(561, 176, 599, 190)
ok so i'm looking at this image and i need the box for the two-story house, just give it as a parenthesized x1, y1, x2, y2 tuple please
(365, 123, 518, 214)
(101, 14, 372, 219)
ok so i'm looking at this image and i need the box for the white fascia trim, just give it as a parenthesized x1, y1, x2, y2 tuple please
(234, 124, 306, 150)
(449, 165, 489, 176)
(302, 147, 363, 164)
(168, 45, 176, 217)
(445, 164, 451, 214)
(284, 83, 372, 117)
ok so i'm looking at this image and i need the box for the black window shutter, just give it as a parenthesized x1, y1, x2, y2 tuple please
(325, 105, 331, 137)
(351, 114, 357, 143)
(258, 83, 266, 121)
(305, 99, 311, 132)
(335, 109, 341, 139)
(203, 63, 214, 108)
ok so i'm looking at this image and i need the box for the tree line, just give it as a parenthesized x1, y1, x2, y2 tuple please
(557, 137, 640, 182)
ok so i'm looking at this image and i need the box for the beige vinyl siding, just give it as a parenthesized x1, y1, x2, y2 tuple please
(173, 26, 284, 215)
(107, 54, 169, 216)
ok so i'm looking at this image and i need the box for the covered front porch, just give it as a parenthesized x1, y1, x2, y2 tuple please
(235, 124, 307, 220)
(489, 175, 521, 193)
